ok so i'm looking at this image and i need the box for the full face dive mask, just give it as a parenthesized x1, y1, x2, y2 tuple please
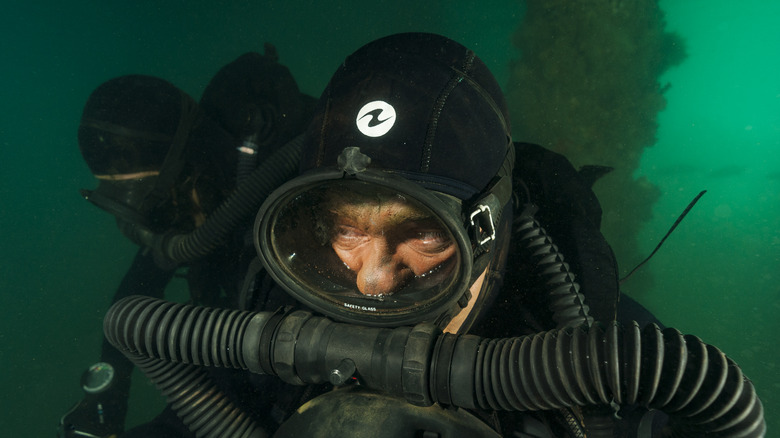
(78, 75, 200, 234)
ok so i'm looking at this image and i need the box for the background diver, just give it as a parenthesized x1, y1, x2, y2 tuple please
(59, 47, 314, 438)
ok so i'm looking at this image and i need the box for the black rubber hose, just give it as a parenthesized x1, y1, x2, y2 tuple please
(103, 295, 270, 437)
(236, 135, 260, 184)
(438, 323, 766, 437)
(514, 208, 595, 435)
(513, 212, 593, 329)
(104, 296, 766, 437)
(142, 134, 303, 267)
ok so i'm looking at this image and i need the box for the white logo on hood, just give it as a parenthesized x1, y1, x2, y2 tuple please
(356, 101, 396, 137)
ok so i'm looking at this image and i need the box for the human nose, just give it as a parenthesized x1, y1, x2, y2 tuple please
(355, 239, 412, 296)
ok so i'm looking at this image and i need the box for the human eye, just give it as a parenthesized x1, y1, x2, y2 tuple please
(331, 225, 367, 250)
(410, 229, 452, 254)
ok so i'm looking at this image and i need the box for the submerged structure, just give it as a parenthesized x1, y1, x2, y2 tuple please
(507, 0, 686, 290)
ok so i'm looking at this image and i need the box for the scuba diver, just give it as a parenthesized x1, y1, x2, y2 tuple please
(99, 33, 764, 437)
(59, 48, 314, 438)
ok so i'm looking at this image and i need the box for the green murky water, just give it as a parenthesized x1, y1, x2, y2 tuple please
(1, 1, 776, 435)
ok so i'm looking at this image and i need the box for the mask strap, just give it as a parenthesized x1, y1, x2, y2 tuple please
(79, 118, 174, 142)
(144, 91, 201, 210)
(467, 142, 515, 250)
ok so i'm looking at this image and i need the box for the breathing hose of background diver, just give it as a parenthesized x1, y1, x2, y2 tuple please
(237, 105, 280, 184)
(104, 295, 766, 438)
(236, 133, 260, 184)
(121, 134, 303, 267)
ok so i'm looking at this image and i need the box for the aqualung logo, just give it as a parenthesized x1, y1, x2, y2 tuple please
(356, 101, 396, 137)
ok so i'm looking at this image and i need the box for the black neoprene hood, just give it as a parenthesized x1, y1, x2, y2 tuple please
(301, 32, 512, 201)
(79, 75, 186, 176)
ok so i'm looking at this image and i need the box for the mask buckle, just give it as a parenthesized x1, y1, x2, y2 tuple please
(469, 204, 496, 247)
(337, 147, 372, 175)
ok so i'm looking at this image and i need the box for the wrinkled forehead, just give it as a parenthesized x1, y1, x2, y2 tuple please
(325, 186, 435, 226)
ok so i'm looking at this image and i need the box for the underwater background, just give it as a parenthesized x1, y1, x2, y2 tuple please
(0, 1, 777, 435)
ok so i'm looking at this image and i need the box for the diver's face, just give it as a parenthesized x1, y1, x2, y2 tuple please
(329, 199, 457, 297)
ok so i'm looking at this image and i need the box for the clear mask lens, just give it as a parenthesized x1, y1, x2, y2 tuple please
(259, 179, 469, 325)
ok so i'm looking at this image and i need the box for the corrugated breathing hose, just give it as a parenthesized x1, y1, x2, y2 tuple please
(451, 322, 765, 437)
(127, 134, 303, 267)
(513, 211, 594, 329)
(104, 296, 766, 437)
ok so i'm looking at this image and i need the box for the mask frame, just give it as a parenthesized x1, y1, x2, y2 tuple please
(254, 167, 477, 328)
